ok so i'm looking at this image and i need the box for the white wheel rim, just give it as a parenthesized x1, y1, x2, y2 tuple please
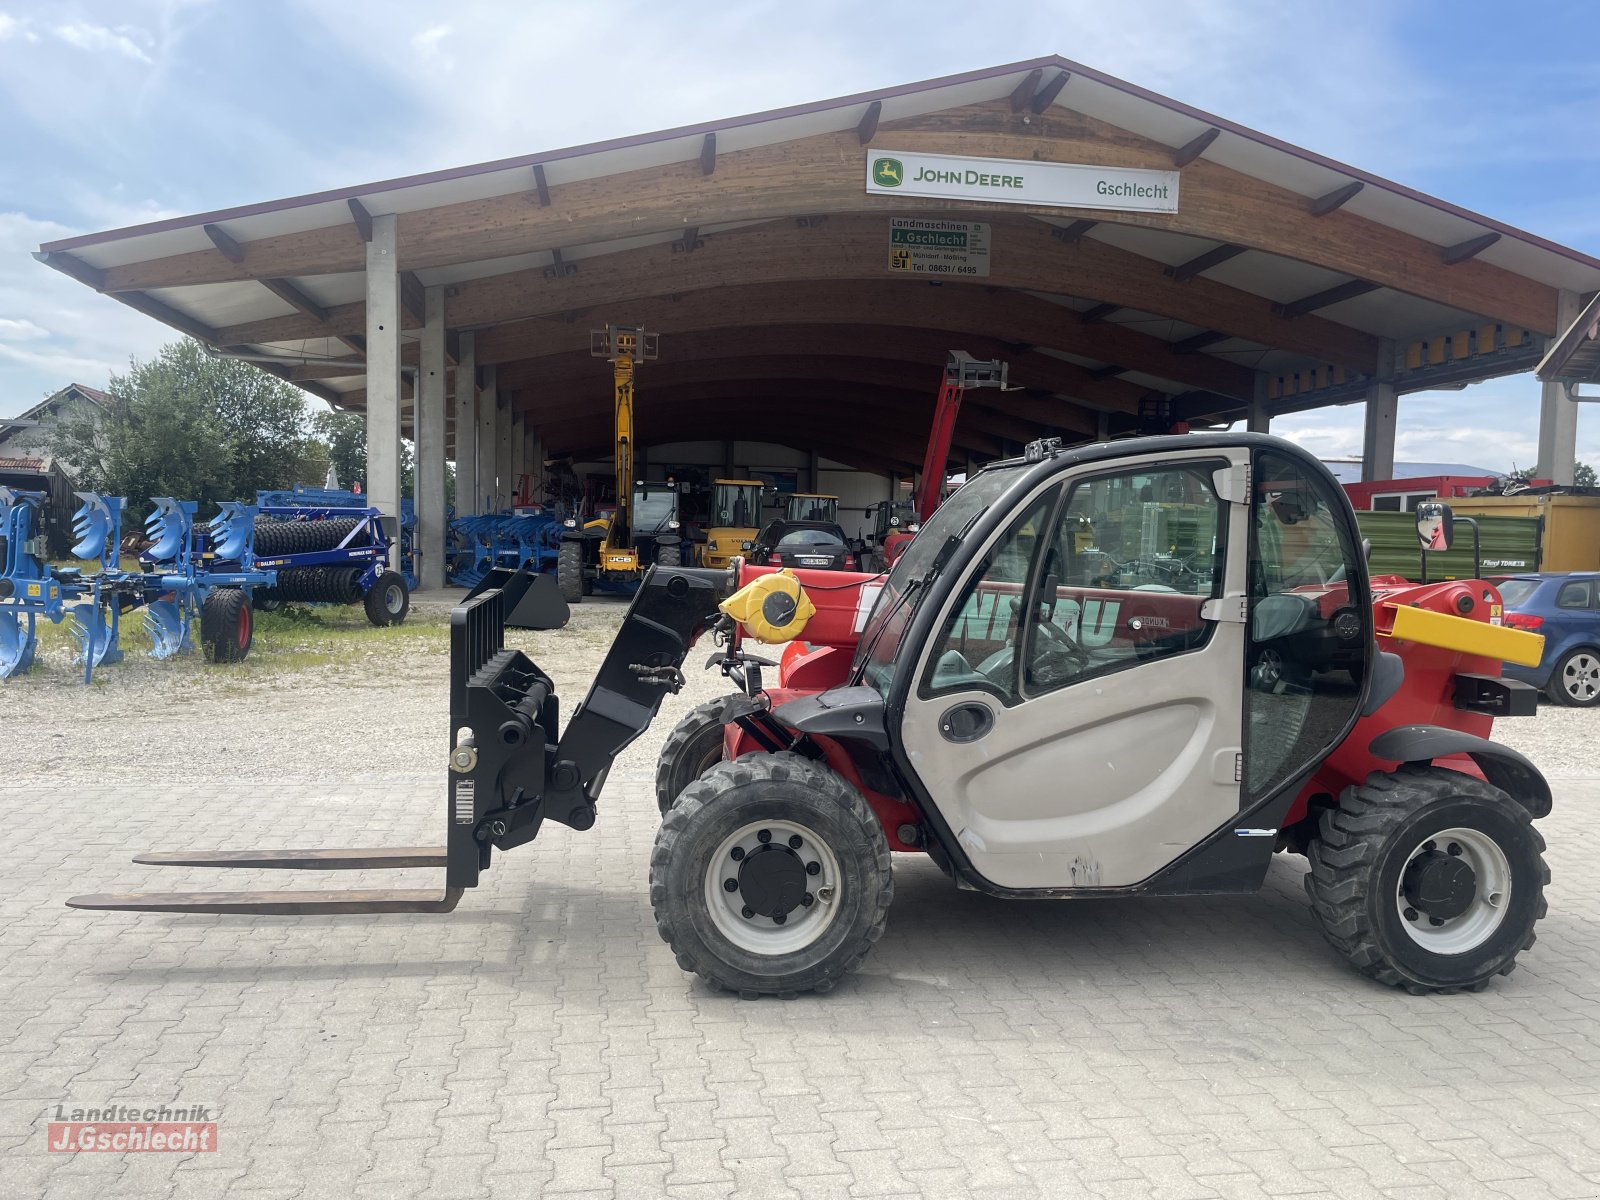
(1564, 653, 1600, 701)
(1396, 826, 1511, 954)
(385, 584, 404, 613)
(704, 819, 842, 956)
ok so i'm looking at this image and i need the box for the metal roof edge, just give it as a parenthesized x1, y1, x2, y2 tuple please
(1536, 290, 1600, 380)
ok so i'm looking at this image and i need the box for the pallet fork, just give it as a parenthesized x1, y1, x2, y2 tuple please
(67, 565, 728, 916)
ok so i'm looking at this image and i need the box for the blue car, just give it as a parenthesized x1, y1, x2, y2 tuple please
(1499, 573, 1600, 706)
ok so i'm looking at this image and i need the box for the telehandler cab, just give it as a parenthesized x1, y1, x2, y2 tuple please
(71, 434, 1553, 1000)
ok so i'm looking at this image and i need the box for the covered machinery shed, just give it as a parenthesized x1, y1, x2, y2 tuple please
(35, 56, 1600, 587)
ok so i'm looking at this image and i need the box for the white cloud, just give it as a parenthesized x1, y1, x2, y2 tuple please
(0, 317, 49, 340)
(53, 20, 153, 65)
(410, 22, 451, 70)
(0, 212, 174, 414)
(0, 13, 16, 40)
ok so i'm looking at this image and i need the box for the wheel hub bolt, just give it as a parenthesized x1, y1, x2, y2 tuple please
(773, 913, 787, 925)
(1404, 907, 1419, 921)
(741, 906, 754, 919)
(806, 861, 821, 876)
(1448, 843, 1462, 857)
(730, 847, 745, 861)
(788, 834, 803, 849)
(1423, 840, 1436, 852)
(801, 893, 814, 907)
(1429, 916, 1445, 927)
(757, 829, 772, 844)
(724, 878, 739, 892)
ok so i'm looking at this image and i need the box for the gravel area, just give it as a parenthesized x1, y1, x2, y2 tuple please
(3, 588, 1591, 788)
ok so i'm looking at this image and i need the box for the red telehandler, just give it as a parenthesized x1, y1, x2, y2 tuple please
(72, 434, 1552, 1000)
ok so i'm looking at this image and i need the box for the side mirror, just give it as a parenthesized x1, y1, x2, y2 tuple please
(1415, 501, 1454, 552)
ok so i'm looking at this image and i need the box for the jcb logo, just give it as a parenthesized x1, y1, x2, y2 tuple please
(872, 157, 904, 188)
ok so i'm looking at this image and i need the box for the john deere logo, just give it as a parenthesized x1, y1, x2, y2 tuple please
(872, 157, 904, 188)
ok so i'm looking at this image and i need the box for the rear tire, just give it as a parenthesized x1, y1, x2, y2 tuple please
(651, 752, 892, 998)
(558, 541, 584, 604)
(364, 571, 410, 626)
(1546, 647, 1600, 706)
(201, 588, 253, 664)
(655, 697, 734, 814)
(656, 543, 681, 568)
(1304, 766, 1548, 993)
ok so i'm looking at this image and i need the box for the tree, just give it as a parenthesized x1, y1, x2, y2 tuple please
(307, 408, 425, 496)
(50, 339, 315, 514)
(1577, 462, 1597, 488)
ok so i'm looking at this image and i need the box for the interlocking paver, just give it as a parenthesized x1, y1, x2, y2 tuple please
(6, 737, 1600, 1200)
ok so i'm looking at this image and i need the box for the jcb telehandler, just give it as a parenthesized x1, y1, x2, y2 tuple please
(701, 479, 766, 570)
(557, 326, 685, 601)
(72, 434, 1553, 1000)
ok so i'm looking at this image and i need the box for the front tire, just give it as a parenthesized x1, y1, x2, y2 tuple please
(655, 697, 734, 814)
(1305, 766, 1548, 993)
(201, 588, 253, 664)
(1547, 647, 1600, 706)
(363, 571, 410, 626)
(651, 752, 892, 998)
(655, 542, 681, 568)
(557, 541, 584, 604)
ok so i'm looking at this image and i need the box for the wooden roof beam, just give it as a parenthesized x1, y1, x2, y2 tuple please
(856, 100, 881, 145)
(203, 223, 245, 264)
(259, 277, 329, 324)
(532, 164, 551, 207)
(32, 250, 105, 291)
(1167, 243, 1246, 283)
(347, 198, 374, 242)
(1079, 303, 1120, 324)
(1310, 181, 1363, 216)
(1032, 70, 1070, 113)
(1173, 127, 1220, 168)
(1443, 232, 1501, 265)
(1273, 279, 1380, 319)
(1052, 220, 1097, 244)
(400, 271, 426, 322)
(699, 132, 717, 176)
(120, 291, 219, 344)
(1171, 330, 1229, 355)
(1009, 68, 1043, 113)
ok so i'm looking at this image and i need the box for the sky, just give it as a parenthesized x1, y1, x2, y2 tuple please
(2, 0, 1599, 473)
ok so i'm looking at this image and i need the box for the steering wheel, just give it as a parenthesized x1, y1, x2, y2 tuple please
(1029, 619, 1090, 685)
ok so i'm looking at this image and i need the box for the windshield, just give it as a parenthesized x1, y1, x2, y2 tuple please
(712, 484, 761, 528)
(854, 463, 1027, 696)
(632, 486, 678, 533)
(778, 529, 843, 548)
(1497, 578, 1540, 608)
(789, 496, 837, 522)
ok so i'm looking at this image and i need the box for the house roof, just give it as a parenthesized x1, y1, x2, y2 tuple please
(32, 57, 1598, 471)
(8, 383, 114, 425)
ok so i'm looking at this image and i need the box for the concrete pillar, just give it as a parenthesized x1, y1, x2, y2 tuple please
(365, 214, 402, 570)
(1538, 289, 1584, 485)
(1361, 339, 1398, 484)
(509, 415, 526, 505)
(1248, 372, 1271, 434)
(495, 395, 513, 509)
(416, 285, 447, 590)
(476, 365, 498, 514)
(453, 333, 477, 520)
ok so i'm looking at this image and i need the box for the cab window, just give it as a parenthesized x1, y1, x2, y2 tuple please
(1022, 462, 1224, 696)
(922, 491, 1056, 703)
(1245, 449, 1367, 801)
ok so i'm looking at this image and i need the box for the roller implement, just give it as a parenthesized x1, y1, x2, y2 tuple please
(71, 434, 1556, 999)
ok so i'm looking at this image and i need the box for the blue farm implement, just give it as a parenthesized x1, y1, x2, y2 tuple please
(0, 487, 77, 677)
(252, 506, 411, 626)
(447, 508, 562, 591)
(257, 486, 418, 588)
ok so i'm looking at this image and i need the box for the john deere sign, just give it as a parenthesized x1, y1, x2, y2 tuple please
(866, 148, 1180, 214)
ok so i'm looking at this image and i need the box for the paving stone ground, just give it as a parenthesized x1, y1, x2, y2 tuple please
(3, 618, 1599, 1197)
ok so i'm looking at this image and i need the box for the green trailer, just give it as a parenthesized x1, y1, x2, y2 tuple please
(1355, 509, 1541, 580)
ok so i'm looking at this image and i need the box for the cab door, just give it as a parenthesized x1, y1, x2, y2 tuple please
(896, 448, 1251, 890)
